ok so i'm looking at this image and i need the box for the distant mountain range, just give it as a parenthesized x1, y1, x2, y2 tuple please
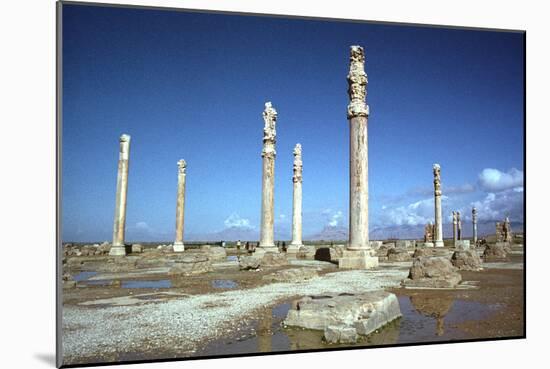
(182, 220, 523, 242)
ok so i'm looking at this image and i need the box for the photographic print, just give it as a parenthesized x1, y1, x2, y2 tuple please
(57, 1, 525, 366)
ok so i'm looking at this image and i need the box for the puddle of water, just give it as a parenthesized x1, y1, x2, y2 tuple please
(121, 280, 171, 289)
(226, 256, 238, 262)
(72, 271, 98, 282)
(82, 280, 113, 287)
(212, 280, 238, 289)
(197, 293, 503, 357)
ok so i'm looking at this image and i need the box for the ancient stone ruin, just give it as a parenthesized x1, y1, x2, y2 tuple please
(339, 45, 377, 269)
(287, 143, 304, 253)
(432, 164, 444, 247)
(173, 159, 187, 252)
(110, 134, 131, 256)
(496, 217, 513, 243)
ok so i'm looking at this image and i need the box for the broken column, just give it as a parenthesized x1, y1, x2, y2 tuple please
(173, 159, 187, 252)
(287, 144, 303, 253)
(433, 164, 444, 247)
(258, 102, 279, 254)
(472, 207, 478, 244)
(457, 211, 462, 240)
(452, 211, 458, 244)
(110, 134, 131, 256)
(339, 45, 378, 269)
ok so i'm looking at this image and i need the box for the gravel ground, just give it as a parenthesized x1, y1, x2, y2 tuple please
(62, 268, 407, 362)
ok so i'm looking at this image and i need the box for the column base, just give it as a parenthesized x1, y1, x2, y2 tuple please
(173, 242, 185, 252)
(255, 246, 279, 255)
(434, 240, 444, 248)
(338, 249, 378, 269)
(109, 244, 126, 256)
(286, 243, 303, 254)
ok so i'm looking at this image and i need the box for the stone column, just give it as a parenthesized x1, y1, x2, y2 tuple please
(339, 45, 378, 269)
(457, 211, 462, 240)
(452, 211, 458, 244)
(287, 144, 303, 253)
(258, 102, 279, 253)
(110, 134, 131, 256)
(173, 159, 187, 252)
(433, 164, 444, 247)
(472, 207, 478, 245)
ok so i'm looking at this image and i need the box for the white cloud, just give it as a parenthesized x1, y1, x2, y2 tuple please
(328, 211, 343, 227)
(469, 189, 524, 222)
(379, 196, 446, 227)
(478, 168, 523, 192)
(223, 213, 252, 229)
(135, 221, 151, 231)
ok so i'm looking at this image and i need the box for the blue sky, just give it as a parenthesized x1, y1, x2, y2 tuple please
(62, 4, 524, 242)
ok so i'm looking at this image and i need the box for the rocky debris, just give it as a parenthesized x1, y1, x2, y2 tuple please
(324, 325, 358, 344)
(451, 250, 483, 271)
(314, 246, 344, 263)
(369, 241, 383, 250)
(483, 243, 510, 260)
(297, 245, 316, 259)
(168, 255, 212, 276)
(238, 253, 288, 270)
(454, 240, 470, 250)
(402, 257, 462, 288)
(96, 256, 139, 272)
(396, 240, 415, 249)
(261, 253, 288, 267)
(387, 248, 411, 262)
(62, 272, 76, 289)
(284, 291, 401, 339)
(416, 242, 434, 248)
(131, 244, 143, 253)
(413, 248, 435, 258)
(203, 246, 227, 260)
(238, 255, 262, 270)
(66, 257, 84, 268)
(262, 268, 318, 283)
(383, 242, 396, 249)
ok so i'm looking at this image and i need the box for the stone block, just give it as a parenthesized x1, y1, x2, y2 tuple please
(338, 249, 378, 269)
(284, 291, 401, 337)
(454, 240, 470, 250)
(324, 325, 358, 344)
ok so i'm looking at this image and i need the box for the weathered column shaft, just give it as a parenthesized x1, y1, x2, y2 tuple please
(472, 207, 478, 244)
(452, 212, 458, 243)
(259, 102, 278, 251)
(433, 164, 444, 247)
(290, 144, 303, 247)
(110, 134, 131, 256)
(347, 46, 370, 250)
(457, 212, 462, 240)
(174, 159, 187, 252)
(339, 45, 378, 269)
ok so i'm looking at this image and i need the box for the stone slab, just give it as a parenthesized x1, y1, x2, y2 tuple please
(284, 291, 401, 336)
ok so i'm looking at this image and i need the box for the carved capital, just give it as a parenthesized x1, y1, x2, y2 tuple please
(293, 143, 303, 183)
(262, 101, 277, 144)
(347, 46, 369, 118)
(177, 159, 187, 174)
(120, 134, 131, 143)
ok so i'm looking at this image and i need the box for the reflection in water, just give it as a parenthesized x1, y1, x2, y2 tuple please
(257, 307, 272, 352)
(121, 280, 171, 289)
(212, 280, 238, 289)
(72, 271, 98, 281)
(409, 294, 454, 336)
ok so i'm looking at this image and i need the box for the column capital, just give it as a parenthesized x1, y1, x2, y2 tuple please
(347, 45, 369, 119)
(262, 101, 277, 157)
(293, 143, 303, 183)
(177, 159, 187, 174)
(120, 133, 131, 143)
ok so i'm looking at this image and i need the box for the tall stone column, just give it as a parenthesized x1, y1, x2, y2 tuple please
(339, 45, 378, 269)
(433, 164, 444, 247)
(457, 211, 462, 240)
(173, 159, 187, 252)
(110, 134, 131, 256)
(452, 211, 458, 244)
(258, 102, 278, 254)
(472, 207, 478, 245)
(287, 144, 303, 253)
